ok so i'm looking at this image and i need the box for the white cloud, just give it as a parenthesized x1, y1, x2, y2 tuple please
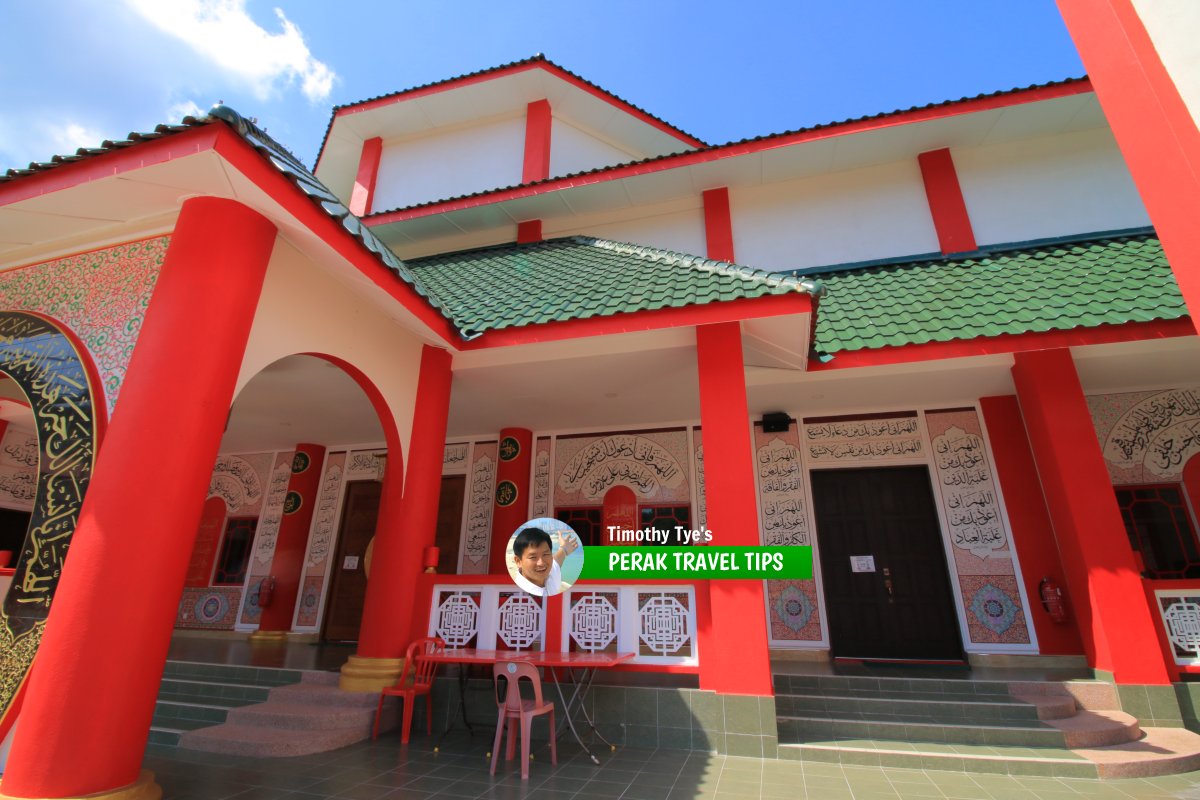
(124, 0, 336, 102)
(167, 99, 206, 122)
(0, 119, 108, 170)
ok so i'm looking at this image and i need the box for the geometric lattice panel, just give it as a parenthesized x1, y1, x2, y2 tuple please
(638, 593, 691, 656)
(436, 591, 480, 647)
(496, 592, 543, 650)
(570, 592, 618, 652)
(1159, 592, 1200, 663)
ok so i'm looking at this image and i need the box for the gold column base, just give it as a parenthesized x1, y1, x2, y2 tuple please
(0, 770, 161, 800)
(338, 655, 404, 692)
(247, 629, 289, 644)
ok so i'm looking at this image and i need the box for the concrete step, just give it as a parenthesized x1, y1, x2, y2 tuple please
(158, 677, 272, 705)
(776, 692, 1053, 724)
(778, 738, 1100, 778)
(162, 660, 304, 688)
(777, 715, 1067, 748)
(179, 723, 374, 758)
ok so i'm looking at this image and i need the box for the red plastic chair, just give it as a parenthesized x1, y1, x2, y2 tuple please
(490, 661, 557, 780)
(372, 636, 445, 743)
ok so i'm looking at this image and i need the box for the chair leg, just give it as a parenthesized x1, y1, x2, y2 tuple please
(401, 696, 415, 745)
(372, 693, 385, 740)
(548, 708, 557, 766)
(520, 714, 532, 781)
(425, 695, 433, 736)
(490, 710, 505, 777)
(506, 716, 517, 760)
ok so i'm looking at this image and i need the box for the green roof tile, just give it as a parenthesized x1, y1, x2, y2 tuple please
(406, 236, 821, 338)
(806, 232, 1187, 355)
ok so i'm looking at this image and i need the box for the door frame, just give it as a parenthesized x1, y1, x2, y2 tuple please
(809, 463, 966, 661)
(754, 403, 1039, 656)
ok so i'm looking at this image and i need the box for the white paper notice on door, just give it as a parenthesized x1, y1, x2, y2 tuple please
(343, 555, 360, 570)
(850, 555, 876, 573)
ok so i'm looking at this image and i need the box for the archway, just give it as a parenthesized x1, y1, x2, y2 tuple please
(176, 353, 399, 647)
(0, 312, 103, 736)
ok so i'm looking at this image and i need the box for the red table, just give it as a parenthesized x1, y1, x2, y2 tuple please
(421, 648, 636, 764)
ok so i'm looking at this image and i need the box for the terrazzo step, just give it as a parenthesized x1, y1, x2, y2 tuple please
(176, 673, 395, 757)
(1075, 727, 1200, 779)
(224, 701, 376, 731)
(776, 692, 1058, 723)
(778, 738, 1101, 778)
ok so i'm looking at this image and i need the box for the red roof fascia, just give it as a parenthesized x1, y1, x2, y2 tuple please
(0, 126, 221, 208)
(458, 292, 813, 350)
(808, 317, 1196, 371)
(365, 78, 1094, 227)
(316, 59, 706, 173)
(209, 127, 461, 346)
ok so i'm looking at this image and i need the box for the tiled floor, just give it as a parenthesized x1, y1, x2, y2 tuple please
(145, 734, 1200, 800)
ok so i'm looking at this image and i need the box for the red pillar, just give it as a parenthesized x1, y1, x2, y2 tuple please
(1011, 349, 1170, 684)
(522, 100, 552, 184)
(1055, 0, 1200, 324)
(257, 443, 326, 633)
(0, 198, 276, 799)
(694, 322, 772, 695)
(978, 395, 1083, 656)
(345, 345, 451, 690)
(348, 137, 382, 217)
(918, 148, 977, 255)
(489, 428, 533, 573)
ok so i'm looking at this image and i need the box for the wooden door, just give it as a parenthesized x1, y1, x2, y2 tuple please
(321, 480, 381, 642)
(811, 466, 963, 660)
(434, 475, 466, 572)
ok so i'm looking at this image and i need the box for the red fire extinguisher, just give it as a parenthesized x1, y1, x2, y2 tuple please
(257, 576, 276, 609)
(1039, 577, 1068, 623)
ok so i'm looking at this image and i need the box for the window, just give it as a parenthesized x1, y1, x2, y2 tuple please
(1116, 485, 1200, 579)
(555, 507, 602, 547)
(639, 505, 693, 545)
(213, 517, 257, 586)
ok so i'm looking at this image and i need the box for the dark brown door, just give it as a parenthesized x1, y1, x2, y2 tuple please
(812, 467, 963, 660)
(434, 475, 466, 572)
(321, 480, 381, 642)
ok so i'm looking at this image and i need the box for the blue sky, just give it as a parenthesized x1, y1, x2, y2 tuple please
(1, 1, 1085, 172)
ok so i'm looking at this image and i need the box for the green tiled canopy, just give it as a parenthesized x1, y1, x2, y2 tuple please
(407, 236, 820, 338)
(806, 231, 1186, 355)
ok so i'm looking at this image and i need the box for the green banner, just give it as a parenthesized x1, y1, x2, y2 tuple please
(578, 547, 812, 581)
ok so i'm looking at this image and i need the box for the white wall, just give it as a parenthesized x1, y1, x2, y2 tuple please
(1130, 0, 1200, 132)
(549, 204, 707, 257)
(550, 117, 641, 179)
(372, 115, 525, 212)
(954, 127, 1150, 247)
(237, 239, 425, 465)
(730, 159, 940, 272)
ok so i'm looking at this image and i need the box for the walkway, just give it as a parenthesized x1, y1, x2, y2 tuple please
(145, 734, 1200, 800)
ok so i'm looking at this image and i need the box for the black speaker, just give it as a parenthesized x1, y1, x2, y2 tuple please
(761, 412, 792, 433)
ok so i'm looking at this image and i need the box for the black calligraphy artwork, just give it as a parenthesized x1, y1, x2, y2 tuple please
(931, 425, 1007, 557)
(804, 417, 924, 462)
(531, 442, 550, 518)
(756, 435, 809, 546)
(558, 434, 686, 501)
(0, 312, 100, 728)
(464, 447, 496, 564)
(306, 463, 343, 568)
(443, 442, 469, 468)
(1106, 389, 1200, 462)
(693, 434, 707, 531)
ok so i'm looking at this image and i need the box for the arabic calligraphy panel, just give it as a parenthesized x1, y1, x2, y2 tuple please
(1090, 388, 1200, 484)
(0, 312, 100, 731)
(461, 442, 497, 574)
